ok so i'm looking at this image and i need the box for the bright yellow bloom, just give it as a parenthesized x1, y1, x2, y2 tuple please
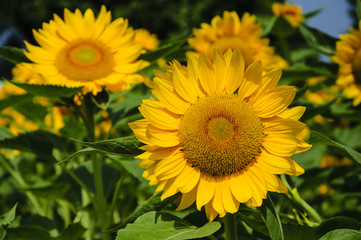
(129, 49, 311, 221)
(12, 63, 46, 85)
(0, 82, 26, 100)
(24, 6, 144, 95)
(0, 108, 38, 134)
(272, 3, 304, 28)
(304, 90, 335, 105)
(331, 20, 361, 106)
(133, 29, 159, 52)
(187, 11, 288, 71)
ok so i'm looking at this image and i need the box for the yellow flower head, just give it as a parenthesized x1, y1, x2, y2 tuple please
(331, 20, 361, 106)
(12, 63, 46, 85)
(129, 49, 311, 221)
(272, 3, 304, 28)
(133, 28, 159, 52)
(24, 6, 144, 95)
(0, 82, 26, 100)
(187, 11, 288, 71)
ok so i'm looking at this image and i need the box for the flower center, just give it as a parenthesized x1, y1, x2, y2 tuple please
(208, 117, 234, 141)
(352, 47, 361, 84)
(178, 94, 264, 176)
(55, 39, 115, 82)
(210, 37, 254, 68)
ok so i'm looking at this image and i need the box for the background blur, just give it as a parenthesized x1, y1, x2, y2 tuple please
(0, 0, 358, 79)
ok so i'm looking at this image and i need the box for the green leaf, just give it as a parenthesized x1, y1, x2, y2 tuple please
(108, 86, 152, 125)
(111, 157, 145, 182)
(357, 0, 361, 21)
(242, 215, 361, 240)
(9, 81, 82, 99)
(21, 183, 69, 198)
(259, 197, 284, 240)
(304, 8, 323, 19)
(0, 228, 5, 240)
(0, 94, 33, 111)
(5, 226, 51, 240)
(0, 203, 17, 226)
(0, 127, 14, 140)
(0, 46, 30, 64)
(92, 88, 109, 110)
(270, 16, 295, 37)
(301, 99, 336, 121)
(299, 24, 337, 55)
(58, 148, 98, 164)
(116, 211, 221, 240)
(71, 135, 143, 156)
(308, 130, 361, 164)
(54, 223, 86, 240)
(109, 192, 176, 232)
(281, 63, 333, 83)
(140, 36, 188, 62)
(262, 16, 277, 36)
(291, 83, 308, 105)
(319, 229, 361, 240)
(290, 48, 318, 63)
(0, 130, 68, 161)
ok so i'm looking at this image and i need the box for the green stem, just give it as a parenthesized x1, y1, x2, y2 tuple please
(0, 155, 45, 216)
(224, 213, 237, 240)
(281, 175, 323, 224)
(83, 94, 110, 240)
(106, 175, 123, 227)
(64, 167, 97, 207)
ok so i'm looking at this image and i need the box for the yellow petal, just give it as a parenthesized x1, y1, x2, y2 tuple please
(174, 164, 201, 193)
(238, 61, 262, 98)
(153, 77, 190, 114)
(213, 49, 227, 93)
(221, 179, 239, 213)
(139, 101, 180, 130)
(155, 153, 186, 181)
(176, 187, 197, 211)
(173, 64, 198, 103)
(277, 106, 306, 120)
(225, 49, 244, 94)
(248, 68, 282, 106)
(229, 173, 252, 203)
(187, 56, 206, 98)
(196, 176, 216, 210)
(198, 52, 216, 94)
(263, 118, 306, 135)
(205, 202, 219, 221)
(146, 125, 180, 147)
(212, 183, 227, 217)
(252, 86, 296, 118)
(161, 178, 179, 200)
(263, 134, 298, 156)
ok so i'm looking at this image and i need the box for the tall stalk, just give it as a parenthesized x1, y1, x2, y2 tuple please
(82, 94, 110, 240)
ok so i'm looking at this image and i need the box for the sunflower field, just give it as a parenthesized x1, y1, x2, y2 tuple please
(1, 0, 361, 239)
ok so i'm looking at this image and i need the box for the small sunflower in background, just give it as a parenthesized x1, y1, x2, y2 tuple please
(11, 63, 46, 85)
(331, 20, 361, 106)
(133, 28, 159, 53)
(187, 11, 288, 71)
(272, 2, 304, 28)
(24, 5, 145, 95)
(129, 49, 311, 221)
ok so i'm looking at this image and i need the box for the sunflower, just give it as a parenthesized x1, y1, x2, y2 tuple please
(24, 6, 144, 95)
(12, 63, 46, 85)
(331, 20, 361, 106)
(272, 3, 304, 28)
(187, 11, 288, 71)
(129, 49, 311, 221)
(133, 28, 159, 52)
